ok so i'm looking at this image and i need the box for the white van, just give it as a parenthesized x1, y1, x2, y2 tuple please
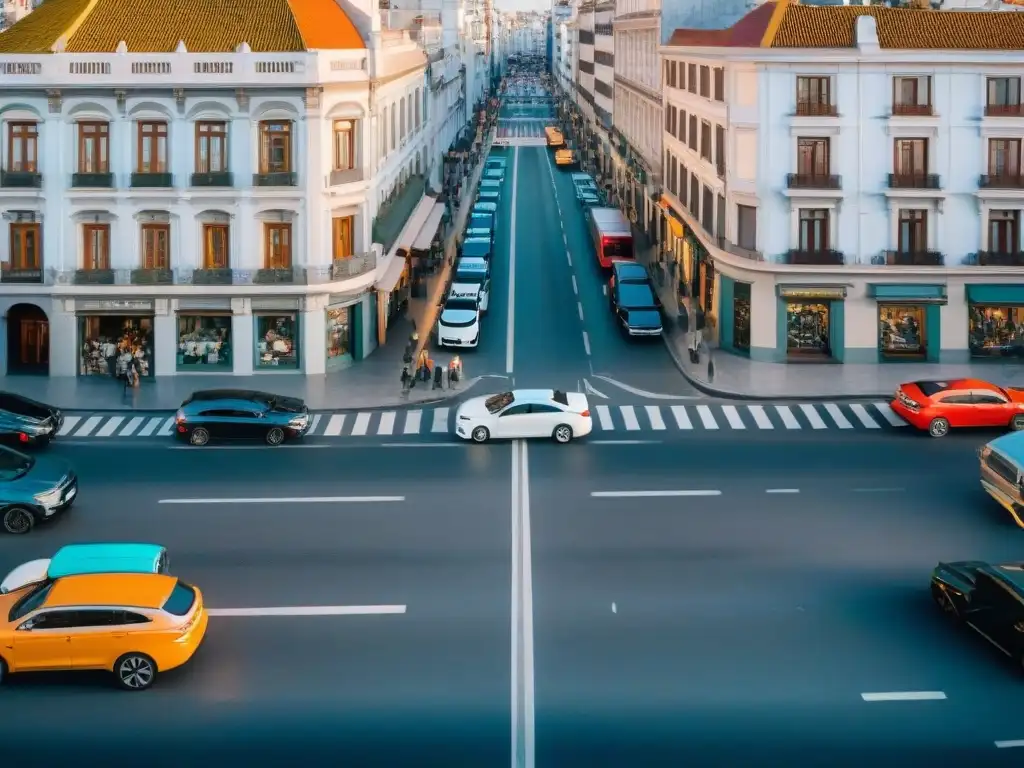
(437, 291, 481, 348)
(451, 264, 491, 312)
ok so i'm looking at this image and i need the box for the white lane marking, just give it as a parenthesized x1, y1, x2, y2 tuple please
(766, 489, 800, 494)
(577, 301, 584, 321)
(799, 404, 827, 430)
(119, 416, 145, 436)
(696, 405, 718, 429)
(431, 407, 449, 433)
(379, 442, 467, 448)
(567, 251, 572, 267)
(403, 410, 422, 434)
(208, 605, 407, 617)
(324, 414, 346, 436)
(377, 411, 396, 435)
(592, 375, 702, 401)
(620, 406, 641, 431)
(595, 404, 613, 430)
(721, 405, 745, 429)
(582, 331, 590, 355)
(73, 415, 104, 437)
(601, 284, 606, 296)
(351, 412, 371, 436)
(873, 402, 907, 427)
(138, 417, 163, 437)
(96, 416, 124, 437)
(506, 146, 519, 375)
(860, 691, 946, 702)
(158, 496, 405, 504)
(157, 417, 175, 436)
(308, 414, 321, 435)
(747, 405, 774, 429)
(644, 405, 666, 430)
(852, 487, 905, 493)
(775, 405, 801, 430)
(588, 439, 662, 445)
(168, 444, 335, 451)
(592, 490, 722, 498)
(670, 405, 693, 429)
(510, 440, 536, 768)
(582, 379, 609, 399)
(571, 275, 578, 294)
(824, 403, 853, 429)
(850, 403, 881, 428)
(994, 740, 1024, 749)
(57, 416, 81, 436)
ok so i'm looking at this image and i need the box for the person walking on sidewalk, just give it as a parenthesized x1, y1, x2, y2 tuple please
(448, 355, 463, 388)
(432, 362, 445, 390)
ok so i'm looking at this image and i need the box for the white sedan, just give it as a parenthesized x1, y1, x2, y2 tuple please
(454, 390, 592, 444)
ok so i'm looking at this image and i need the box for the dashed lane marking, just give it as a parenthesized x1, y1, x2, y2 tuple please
(860, 691, 946, 702)
(207, 605, 407, 617)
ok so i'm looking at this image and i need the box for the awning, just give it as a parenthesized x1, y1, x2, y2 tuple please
(375, 254, 408, 293)
(967, 284, 1024, 305)
(868, 284, 947, 304)
(777, 285, 848, 301)
(388, 196, 439, 259)
(411, 203, 447, 251)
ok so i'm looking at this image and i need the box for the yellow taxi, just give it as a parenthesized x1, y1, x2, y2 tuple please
(0, 572, 207, 690)
(555, 148, 575, 167)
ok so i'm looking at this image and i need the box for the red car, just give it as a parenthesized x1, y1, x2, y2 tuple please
(890, 378, 1024, 437)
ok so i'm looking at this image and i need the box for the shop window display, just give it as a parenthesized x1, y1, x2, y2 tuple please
(879, 305, 925, 358)
(733, 282, 751, 351)
(786, 302, 831, 356)
(969, 305, 1024, 357)
(256, 314, 299, 368)
(177, 315, 231, 369)
(326, 307, 352, 363)
(79, 316, 153, 377)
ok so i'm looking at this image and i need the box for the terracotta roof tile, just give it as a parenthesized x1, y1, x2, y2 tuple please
(0, 0, 91, 54)
(667, 2, 777, 48)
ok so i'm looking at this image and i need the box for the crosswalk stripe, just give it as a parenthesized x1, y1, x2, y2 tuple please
(431, 408, 449, 433)
(377, 412, 396, 435)
(775, 405, 801, 430)
(799, 404, 828, 430)
(308, 414, 321, 435)
(404, 410, 422, 434)
(621, 406, 640, 431)
(670, 405, 692, 429)
(57, 416, 81, 436)
(157, 417, 175, 436)
(644, 405, 666, 430)
(747, 405, 773, 429)
(721, 405, 745, 429)
(595, 404, 614, 430)
(324, 414, 346, 436)
(873, 402, 907, 427)
(351, 413, 371, 436)
(138, 416, 162, 437)
(823, 403, 853, 429)
(74, 415, 104, 437)
(119, 416, 144, 436)
(849, 403, 880, 428)
(696, 405, 719, 429)
(96, 416, 124, 437)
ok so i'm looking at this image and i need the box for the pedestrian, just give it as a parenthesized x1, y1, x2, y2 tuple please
(448, 355, 463, 388)
(433, 363, 444, 390)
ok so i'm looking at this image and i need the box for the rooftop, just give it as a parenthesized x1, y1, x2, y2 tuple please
(666, 0, 1024, 49)
(0, 0, 365, 54)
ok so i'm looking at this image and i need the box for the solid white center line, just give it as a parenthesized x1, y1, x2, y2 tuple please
(96, 416, 124, 437)
(873, 401, 907, 427)
(158, 496, 405, 504)
(696, 405, 719, 429)
(823, 403, 853, 429)
(566, 251, 572, 267)
(670, 405, 693, 429)
(74, 415, 104, 437)
(208, 605, 407, 617)
(351, 412, 371, 436)
(138, 416, 162, 437)
(747, 405, 773, 429)
(766, 489, 800, 494)
(594, 404, 613, 430)
(850, 403, 880, 428)
(799, 404, 827, 429)
(853, 487, 905, 493)
(403, 410, 422, 434)
(119, 416, 145, 436)
(571, 275, 578, 294)
(308, 414, 321, 435)
(994, 740, 1024, 749)
(644, 405, 666, 430)
(591, 490, 722, 498)
(157, 417, 175, 436)
(506, 147, 519, 375)
(377, 411, 396, 435)
(582, 331, 590, 355)
(577, 301, 584, 321)
(775, 405, 801, 429)
(431, 407, 449, 433)
(620, 406, 640, 431)
(324, 414, 346, 436)
(57, 416, 82, 436)
(721, 405, 745, 429)
(861, 691, 946, 702)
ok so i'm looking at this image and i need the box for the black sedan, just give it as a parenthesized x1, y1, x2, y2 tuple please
(0, 445, 77, 534)
(0, 392, 62, 447)
(609, 281, 664, 339)
(174, 389, 310, 447)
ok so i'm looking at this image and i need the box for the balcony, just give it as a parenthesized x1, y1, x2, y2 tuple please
(253, 172, 297, 187)
(786, 173, 841, 190)
(794, 102, 837, 117)
(190, 268, 235, 285)
(73, 268, 116, 285)
(0, 268, 44, 284)
(975, 251, 1024, 267)
(131, 172, 173, 188)
(0, 170, 42, 188)
(891, 103, 934, 117)
(887, 173, 941, 190)
(979, 173, 1024, 189)
(329, 168, 364, 186)
(784, 249, 844, 266)
(254, 267, 299, 284)
(880, 250, 944, 266)
(71, 172, 114, 188)
(305, 253, 377, 284)
(985, 103, 1024, 117)
(130, 268, 174, 285)
(191, 172, 234, 187)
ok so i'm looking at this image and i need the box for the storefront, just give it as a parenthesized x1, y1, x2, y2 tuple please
(777, 286, 846, 361)
(718, 276, 751, 354)
(868, 284, 944, 362)
(325, 296, 359, 371)
(254, 313, 299, 369)
(177, 312, 232, 370)
(77, 300, 155, 378)
(967, 285, 1024, 358)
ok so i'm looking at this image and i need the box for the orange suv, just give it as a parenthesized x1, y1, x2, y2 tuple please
(890, 378, 1024, 438)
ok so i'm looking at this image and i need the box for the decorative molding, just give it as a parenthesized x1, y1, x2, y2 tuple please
(173, 88, 186, 113)
(45, 89, 62, 114)
(235, 88, 250, 113)
(304, 87, 323, 110)
(114, 90, 127, 115)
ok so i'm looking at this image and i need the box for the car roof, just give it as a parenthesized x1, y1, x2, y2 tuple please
(612, 261, 646, 275)
(511, 389, 559, 403)
(912, 379, 999, 397)
(456, 261, 488, 272)
(184, 389, 275, 405)
(986, 563, 1024, 599)
(49, 543, 165, 579)
(44, 573, 178, 610)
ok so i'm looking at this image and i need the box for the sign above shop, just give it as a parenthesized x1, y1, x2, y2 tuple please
(80, 299, 154, 312)
(778, 286, 847, 300)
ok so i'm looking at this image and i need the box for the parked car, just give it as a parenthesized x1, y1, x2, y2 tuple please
(454, 389, 592, 444)
(0, 445, 77, 535)
(0, 392, 63, 447)
(890, 378, 1024, 437)
(174, 390, 310, 447)
(610, 280, 663, 338)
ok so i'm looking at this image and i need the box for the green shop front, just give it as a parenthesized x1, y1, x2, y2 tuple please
(868, 283, 945, 363)
(777, 285, 847, 362)
(967, 284, 1024, 358)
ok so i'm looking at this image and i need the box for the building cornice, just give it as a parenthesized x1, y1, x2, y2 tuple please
(614, 72, 661, 105)
(658, 45, 1024, 67)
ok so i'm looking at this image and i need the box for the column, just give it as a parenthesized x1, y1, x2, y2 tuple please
(231, 298, 254, 375)
(152, 300, 177, 376)
(301, 294, 327, 375)
(42, 115, 66, 270)
(49, 298, 79, 377)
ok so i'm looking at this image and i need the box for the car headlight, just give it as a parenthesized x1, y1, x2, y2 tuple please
(288, 416, 310, 428)
(34, 489, 62, 507)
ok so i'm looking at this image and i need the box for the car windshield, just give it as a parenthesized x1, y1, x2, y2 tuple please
(485, 392, 515, 414)
(444, 299, 478, 312)
(9, 581, 52, 622)
(455, 273, 484, 285)
(0, 446, 35, 481)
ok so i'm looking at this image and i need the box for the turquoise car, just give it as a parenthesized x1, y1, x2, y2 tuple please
(479, 179, 502, 197)
(0, 542, 169, 593)
(477, 189, 500, 204)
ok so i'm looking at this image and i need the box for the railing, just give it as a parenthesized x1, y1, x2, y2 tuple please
(253, 172, 297, 187)
(379, 10, 442, 51)
(979, 173, 1024, 189)
(974, 251, 1024, 267)
(130, 172, 173, 188)
(71, 172, 114, 188)
(329, 168, 364, 186)
(0, 268, 44, 284)
(794, 102, 837, 117)
(0, 170, 42, 188)
(887, 173, 942, 190)
(879, 250, 944, 266)
(891, 103, 934, 117)
(984, 103, 1024, 117)
(191, 172, 233, 187)
(786, 173, 841, 190)
(784, 249, 845, 265)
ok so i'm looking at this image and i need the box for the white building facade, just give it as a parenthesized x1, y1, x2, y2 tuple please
(661, 4, 1024, 366)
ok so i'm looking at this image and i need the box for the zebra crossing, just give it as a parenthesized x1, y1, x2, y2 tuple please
(53, 401, 911, 442)
(496, 119, 551, 139)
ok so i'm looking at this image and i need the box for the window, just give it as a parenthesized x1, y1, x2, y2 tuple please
(679, 109, 687, 143)
(699, 65, 710, 98)
(987, 77, 1022, 111)
(390, 109, 396, 151)
(82, 224, 110, 270)
(399, 100, 406, 140)
(415, 92, 421, 128)
(141, 223, 170, 269)
(256, 314, 299, 368)
(178, 315, 231, 369)
(796, 76, 831, 116)
(988, 138, 1021, 177)
(989, 210, 1020, 253)
(702, 185, 714, 233)
(195, 121, 227, 173)
(737, 204, 757, 251)
(163, 583, 196, 616)
(7, 122, 37, 172)
(970, 305, 1024, 357)
(332, 216, 354, 260)
(264, 222, 292, 269)
(894, 138, 928, 176)
(501, 404, 532, 416)
(879, 304, 926, 358)
(9, 223, 40, 269)
(687, 114, 697, 152)
(897, 209, 927, 252)
(77, 122, 109, 173)
(24, 611, 77, 630)
(258, 122, 292, 174)
(689, 175, 699, 217)
(892, 76, 932, 114)
(679, 163, 687, 205)
(202, 224, 229, 269)
(326, 306, 352, 363)
(332, 120, 355, 171)
(715, 125, 725, 176)
(716, 194, 725, 240)
(687, 63, 697, 94)
(797, 138, 830, 176)
(137, 121, 168, 173)
(713, 68, 724, 101)
(700, 121, 712, 163)
(798, 209, 829, 251)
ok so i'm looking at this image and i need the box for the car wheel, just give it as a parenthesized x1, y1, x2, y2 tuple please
(189, 428, 210, 447)
(927, 417, 950, 438)
(553, 424, 574, 444)
(1011, 414, 1024, 432)
(266, 427, 285, 446)
(114, 653, 157, 691)
(2, 506, 34, 535)
(471, 426, 490, 443)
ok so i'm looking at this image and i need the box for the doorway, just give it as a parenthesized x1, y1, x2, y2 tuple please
(7, 303, 49, 375)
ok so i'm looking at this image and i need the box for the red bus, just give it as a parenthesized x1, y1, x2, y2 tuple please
(587, 207, 634, 268)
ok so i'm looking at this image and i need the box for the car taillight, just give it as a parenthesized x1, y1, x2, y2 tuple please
(579, 410, 590, 417)
(18, 433, 28, 443)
